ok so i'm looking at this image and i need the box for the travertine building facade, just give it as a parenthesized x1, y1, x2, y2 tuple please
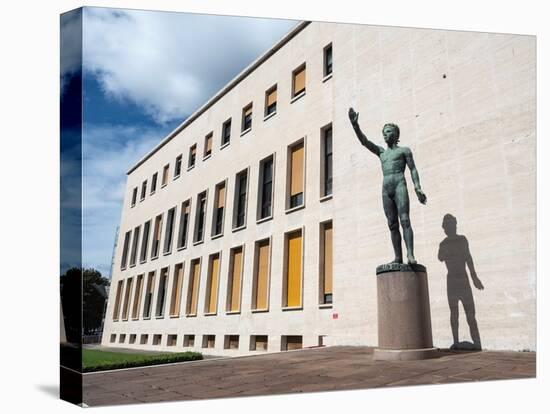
(102, 21, 536, 355)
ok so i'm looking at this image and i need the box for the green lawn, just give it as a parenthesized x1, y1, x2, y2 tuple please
(82, 348, 203, 372)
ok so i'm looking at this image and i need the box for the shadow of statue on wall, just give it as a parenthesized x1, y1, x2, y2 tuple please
(438, 214, 484, 350)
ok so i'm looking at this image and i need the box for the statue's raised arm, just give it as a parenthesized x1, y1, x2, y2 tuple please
(349, 108, 382, 157)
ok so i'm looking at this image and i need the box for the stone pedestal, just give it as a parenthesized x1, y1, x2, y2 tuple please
(373, 263, 438, 361)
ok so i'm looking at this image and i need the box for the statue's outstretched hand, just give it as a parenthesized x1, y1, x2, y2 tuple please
(416, 188, 427, 204)
(348, 107, 359, 125)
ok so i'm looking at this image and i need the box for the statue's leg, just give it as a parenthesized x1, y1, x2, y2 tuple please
(395, 181, 416, 264)
(383, 190, 402, 263)
(462, 288, 481, 349)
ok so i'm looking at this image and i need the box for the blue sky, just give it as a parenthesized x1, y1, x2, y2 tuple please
(63, 7, 296, 277)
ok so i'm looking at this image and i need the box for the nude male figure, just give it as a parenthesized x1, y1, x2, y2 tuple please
(349, 107, 427, 264)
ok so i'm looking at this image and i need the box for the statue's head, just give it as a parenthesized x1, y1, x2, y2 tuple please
(442, 213, 457, 236)
(382, 123, 400, 145)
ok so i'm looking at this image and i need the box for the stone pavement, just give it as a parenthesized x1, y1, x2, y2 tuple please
(82, 346, 535, 406)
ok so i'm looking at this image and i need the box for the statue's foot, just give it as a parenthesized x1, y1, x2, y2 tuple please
(407, 255, 417, 265)
(389, 258, 403, 265)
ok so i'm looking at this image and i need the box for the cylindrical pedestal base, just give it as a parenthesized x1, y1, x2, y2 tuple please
(375, 265, 437, 361)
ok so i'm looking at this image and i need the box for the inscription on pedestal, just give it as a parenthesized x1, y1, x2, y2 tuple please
(376, 263, 427, 275)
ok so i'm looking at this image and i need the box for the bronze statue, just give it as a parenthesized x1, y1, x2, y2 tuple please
(349, 108, 426, 265)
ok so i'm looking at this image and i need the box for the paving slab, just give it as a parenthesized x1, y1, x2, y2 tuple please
(82, 346, 535, 406)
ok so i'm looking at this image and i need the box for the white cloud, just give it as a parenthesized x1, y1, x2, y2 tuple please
(82, 124, 165, 273)
(82, 8, 297, 123)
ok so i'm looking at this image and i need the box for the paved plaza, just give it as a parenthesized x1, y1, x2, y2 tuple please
(82, 346, 536, 406)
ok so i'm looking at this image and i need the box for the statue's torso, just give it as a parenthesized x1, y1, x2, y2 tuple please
(380, 147, 407, 181)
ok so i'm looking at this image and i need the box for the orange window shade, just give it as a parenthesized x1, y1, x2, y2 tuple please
(189, 261, 201, 315)
(266, 88, 277, 106)
(286, 231, 302, 307)
(122, 278, 133, 320)
(207, 255, 220, 314)
(154, 217, 162, 240)
(132, 275, 143, 319)
(217, 184, 226, 208)
(183, 202, 190, 214)
(170, 265, 184, 317)
(323, 223, 333, 295)
(293, 67, 306, 95)
(113, 280, 124, 320)
(290, 143, 304, 196)
(230, 248, 243, 312)
(205, 135, 212, 152)
(191, 145, 196, 155)
(255, 240, 270, 309)
(244, 105, 252, 116)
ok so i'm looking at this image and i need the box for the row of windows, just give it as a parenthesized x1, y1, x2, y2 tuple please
(109, 333, 311, 351)
(130, 43, 333, 208)
(121, 125, 333, 270)
(113, 221, 333, 327)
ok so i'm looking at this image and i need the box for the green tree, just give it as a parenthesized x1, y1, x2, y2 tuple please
(61, 267, 110, 338)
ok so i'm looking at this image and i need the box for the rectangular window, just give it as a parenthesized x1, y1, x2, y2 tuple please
(288, 140, 305, 209)
(112, 280, 124, 320)
(119, 334, 126, 344)
(252, 238, 270, 311)
(204, 132, 213, 159)
(183, 334, 195, 347)
(167, 334, 177, 346)
(265, 85, 277, 117)
(204, 253, 221, 314)
(221, 118, 231, 146)
(131, 187, 137, 207)
(143, 271, 156, 319)
(241, 103, 252, 132)
(257, 155, 274, 220)
(284, 229, 303, 308)
(188, 144, 197, 169)
(250, 335, 268, 351)
(176, 200, 191, 249)
(324, 43, 333, 77)
(120, 231, 131, 269)
(212, 181, 226, 237)
(151, 214, 163, 259)
(292, 64, 306, 97)
(194, 191, 207, 243)
(169, 262, 184, 317)
(282, 335, 303, 351)
(140, 334, 149, 345)
(163, 206, 176, 254)
(320, 221, 333, 304)
(174, 154, 182, 178)
(140, 180, 147, 201)
(226, 246, 243, 313)
(129, 226, 140, 267)
(153, 334, 162, 345)
(129, 334, 136, 344)
(202, 335, 215, 349)
(151, 172, 158, 194)
(233, 169, 248, 229)
(321, 125, 333, 197)
(132, 274, 144, 319)
(155, 267, 168, 318)
(161, 164, 169, 187)
(110, 334, 116, 343)
(186, 259, 201, 316)
(121, 277, 133, 320)
(139, 220, 151, 263)
(224, 335, 239, 350)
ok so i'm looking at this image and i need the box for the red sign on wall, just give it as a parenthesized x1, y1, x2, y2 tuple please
(332, 313, 338, 320)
